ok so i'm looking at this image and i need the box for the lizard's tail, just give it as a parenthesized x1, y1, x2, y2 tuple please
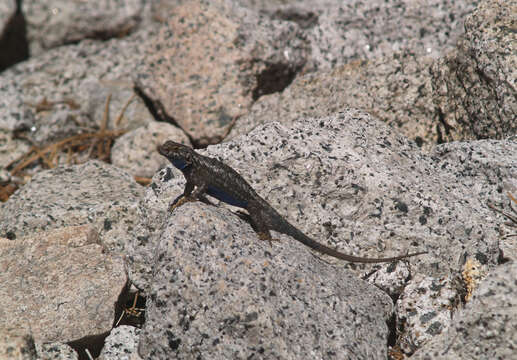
(272, 217, 426, 263)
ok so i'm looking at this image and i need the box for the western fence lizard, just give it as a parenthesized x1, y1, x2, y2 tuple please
(158, 141, 426, 263)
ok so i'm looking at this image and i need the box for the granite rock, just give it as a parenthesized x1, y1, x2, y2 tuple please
(430, 0, 517, 143)
(0, 225, 126, 343)
(135, 0, 309, 146)
(0, 160, 143, 252)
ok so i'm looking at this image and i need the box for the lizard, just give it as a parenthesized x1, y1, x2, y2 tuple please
(157, 140, 427, 263)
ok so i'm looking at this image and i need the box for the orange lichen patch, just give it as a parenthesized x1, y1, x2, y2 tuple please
(462, 258, 486, 302)
(134, 176, 152, 186)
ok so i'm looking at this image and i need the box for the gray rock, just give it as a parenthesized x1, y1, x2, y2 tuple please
(0, 328, 37, 360)
(131, 110, 513, 290)
(129, 110, 515, 357)
(0, 160, 143, 252)
(135, 0, 309, 146)
(411, 261, 517, 360)
(99, 326, 141, 360)
(0, 225, 126, 343)
(229, 51, 437, 148)
(37, 342, 78, 360)
(366, 260, 413, 297)
(111, 121, 191, 178)
(396, 274, 461, 353)
(428, 139, 517, 259)
(242, 0, 477, 69)
(138, 202, 394, 359)
(82, 79, 154, 133)
(0, 129, 31, 176)
(0, 24, 159, 146)
(430, 0, 517, 143)
(23, 0, 147, 56)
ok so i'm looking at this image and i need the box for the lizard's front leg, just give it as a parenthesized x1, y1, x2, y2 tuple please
(170, 181, 195, 212)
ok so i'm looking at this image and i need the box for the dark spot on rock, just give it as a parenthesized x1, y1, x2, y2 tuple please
(166, 330, 181, 350)
(394, 199, 408, 213)
(104, 218, 112, 231)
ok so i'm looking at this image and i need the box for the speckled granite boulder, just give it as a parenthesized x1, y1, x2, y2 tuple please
(431, 0, 517, 143)
(135, 0, 309, 146)
(0, 225, 126, 343)
(0, 160, 143, 252)
(129, 109, 516, 358)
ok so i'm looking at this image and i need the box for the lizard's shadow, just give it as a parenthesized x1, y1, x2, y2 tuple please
(232, 211, 257, 231)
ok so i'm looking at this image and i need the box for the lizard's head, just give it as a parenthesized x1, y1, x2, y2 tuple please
(157, 141, 193, 170)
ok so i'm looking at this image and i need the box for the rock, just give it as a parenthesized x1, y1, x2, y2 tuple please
(111, 121, 191, 179)
(0, 225, 126, 344)
(430, 0, 517, 143)
(0, 328, 37, 360)
(138, 202, 394, 359)
(243, 0, 477, 69)
(0, 160, 143, 252)
(0, 25, 159, 146)
(411, 261, 517, 359)
(22, 0, 147, 56)
(135, 0, 309, 146)
(229, 51, 437, 148)
(396, 274, 461, 353)
(37, 342, 78, 360)
(99, 326, 141, 360)
(129, 110, 516, 357)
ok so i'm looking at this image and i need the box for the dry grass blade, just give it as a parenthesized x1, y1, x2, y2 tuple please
(488, 192, 517, 239)
(115, 93, 136, 127)
(8, 94, 131, 178)
(10, 130, 126, 176)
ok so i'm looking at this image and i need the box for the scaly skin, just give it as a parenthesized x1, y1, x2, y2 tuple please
(158, 141, 426, 263)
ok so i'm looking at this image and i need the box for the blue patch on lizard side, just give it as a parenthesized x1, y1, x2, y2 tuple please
(171, 158, 189, 170)
(207, 186, 248, 208)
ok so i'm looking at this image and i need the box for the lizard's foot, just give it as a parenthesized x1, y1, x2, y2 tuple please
(169, 196, 193, 212)
(257, 232, 279, 247)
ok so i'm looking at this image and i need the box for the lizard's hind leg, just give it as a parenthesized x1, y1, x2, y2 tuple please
(247, 204, 279, 247)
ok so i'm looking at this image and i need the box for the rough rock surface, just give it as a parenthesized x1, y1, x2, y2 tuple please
(430, 0, 517, 143)
(129, 110, 515, 358)
(249, 0, 477, 69)
(229, 51, 437, 148)
(138, 202, 394, 359)
(0, 160, 143, 251)
(111, 121, 191, 179)
(0, 25, 159, 147)
(22, 0, 147, 56)
(136, 0, 309, 146)
(411, 261, 517, 360)
(0, 328, 37, 360)
(396, 274, 461, 353)
(37, 342, 79, 360)
(0, 0, 514, 358)
(231, 0, 516, 149)
(0, 225, 126, 343)
(99, 326, 142, 360)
